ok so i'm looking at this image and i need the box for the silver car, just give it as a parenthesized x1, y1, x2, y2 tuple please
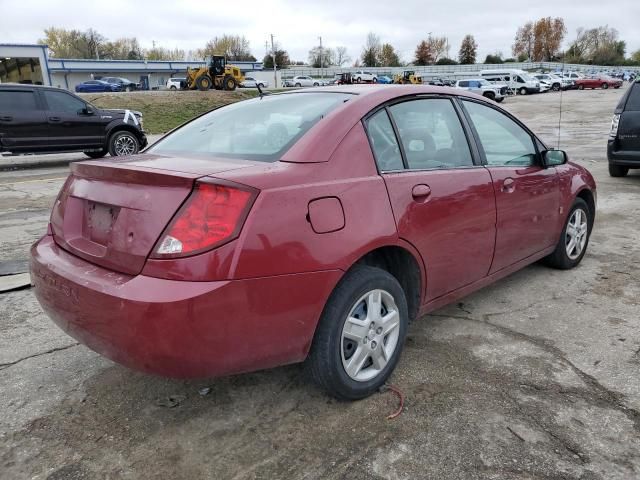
(240, 76, 269, 89)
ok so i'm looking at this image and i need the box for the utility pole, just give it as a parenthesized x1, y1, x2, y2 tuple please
(271, 34, 277, 89)
(318, 36, 323, 79)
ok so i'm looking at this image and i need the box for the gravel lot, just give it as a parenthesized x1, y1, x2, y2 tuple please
(1, 87, 639, 480)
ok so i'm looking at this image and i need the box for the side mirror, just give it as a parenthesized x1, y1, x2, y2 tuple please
(543, 149, 567, 167)
(79, 106, 94, 116)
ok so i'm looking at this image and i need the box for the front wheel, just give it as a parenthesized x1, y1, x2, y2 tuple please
(108, 131, 140, 157)
(552, 83, 561, 91)
(495, 97, 504, 103)
(543, 198, 592, 270)
(519, 87, 527, 95)
(84, 149, 107, 159)
(295, 83, 301, 87)
(602, 83, 609, 89)
(313, 82, 319, 87)
(483, 92, 496, 101)
(224, 75, 237, 91)
(578, 84, 584, 90)
(307, 265, 409, 400)
(609, 164, 629, 177)
(373, 77, 378, 83)
(169, 85, 177, 90)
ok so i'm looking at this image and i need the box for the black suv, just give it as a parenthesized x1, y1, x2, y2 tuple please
(608, 80, 640, 177)
(0, 84, 147, 158)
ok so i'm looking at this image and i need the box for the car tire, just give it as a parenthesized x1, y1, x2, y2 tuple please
(108, 131, 140, 157)
(552, 83, 561, 91)
(519, 87, 527, 95)
(373, 77, 378, 83)
(84, 149, 108, 159)
(602, 83, 609, 89)
(495, 97, 504, 103)
(483, 92, 496, 101)
(170, 86, 177, 90)
(543, 198, 592, 270)
(126, 86, 133, 92)
(608, 164, 629, 177)
(307, 265, 409, 400)
(196, 75, 212, 91)
(313, 82, 319, 86)
(578, 84, 584, 90)
(295, 83, 301, 87)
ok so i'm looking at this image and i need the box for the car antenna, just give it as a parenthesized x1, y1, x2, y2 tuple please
(557, 54, 565, 150)
(256, 82, 271, 98)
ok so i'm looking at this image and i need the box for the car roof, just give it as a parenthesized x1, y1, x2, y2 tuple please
(0, 83, 72, 91)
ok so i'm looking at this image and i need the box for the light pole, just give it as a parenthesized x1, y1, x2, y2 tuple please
(270, 34, 277, 89)
(318, 36, 323, 79)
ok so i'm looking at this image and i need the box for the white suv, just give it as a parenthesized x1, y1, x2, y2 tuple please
(353, 70, 378, 83)
(455, 79, 506, 103)
(166, 78, 185, 90)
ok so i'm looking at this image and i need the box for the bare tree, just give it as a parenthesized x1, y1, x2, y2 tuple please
(334, 46, 351, 67)
(512, 22, 535, 60)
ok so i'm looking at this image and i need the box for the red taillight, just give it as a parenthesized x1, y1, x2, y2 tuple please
(152, 181, 256, 258)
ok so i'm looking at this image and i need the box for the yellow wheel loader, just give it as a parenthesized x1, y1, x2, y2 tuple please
(186, 55, 245, 91)
(393, 70, 423, 85)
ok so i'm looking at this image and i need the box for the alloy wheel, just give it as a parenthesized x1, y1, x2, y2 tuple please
(565, 208, 588, 260)
(114, 134, 137, 156)
(341, 289, 400, 382)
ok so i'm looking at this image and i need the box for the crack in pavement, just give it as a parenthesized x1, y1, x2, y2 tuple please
(428, 311, 640, 433)
(0, 343, 80, 371)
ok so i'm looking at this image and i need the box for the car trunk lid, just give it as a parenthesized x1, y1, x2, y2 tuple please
(49, 155, 255, 275)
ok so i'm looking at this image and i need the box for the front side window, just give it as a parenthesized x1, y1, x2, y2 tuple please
(366, 109, 403, 171)
(149, 92, 352, 162)
(462, 100, 537, 166)
(43, 91, 86, 113)
(625, 84, 640, 111)
(389, 98, 474, 169)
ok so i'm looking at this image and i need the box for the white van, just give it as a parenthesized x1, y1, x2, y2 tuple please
(480, 69, 541, 95)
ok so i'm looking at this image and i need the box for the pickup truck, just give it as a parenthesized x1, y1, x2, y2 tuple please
(454, 79, 506, 103)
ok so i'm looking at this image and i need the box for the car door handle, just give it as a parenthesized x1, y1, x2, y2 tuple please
(0, 115, 12, 122)
(412, 184, 432, 201)
(48, 116, 61, 122)
(501, 177, 516, 193)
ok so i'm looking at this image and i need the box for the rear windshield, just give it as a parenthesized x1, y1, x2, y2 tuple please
(149, 92, 352, 161)
(625, 83, 640, 111)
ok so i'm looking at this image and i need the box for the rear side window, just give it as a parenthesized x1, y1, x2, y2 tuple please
(366, 109, 404, 171)
(149, 92, 352, 162)
(0, 90, 38, 111)
(389, 98, 474, 169)
(458, 81, 469, 87)
(625, 84, 640, 111)
(43, 91, 86, 113)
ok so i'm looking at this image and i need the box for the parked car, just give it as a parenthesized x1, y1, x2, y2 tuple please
(287, 76, 321, 87)
(0, 84, 147, 158)
(353, 70, 378, 83)
(575, 75, 623, 90)
(607, 79, 640, 177)
(166, 77, 186, 90)
(102, 77, 139, 92)
(454, 78, 506, 103)
(31, 85, 596, 400)
(377, 75, 393, 84)
(75, 80, 122, 93)
(534, 73, 572, 91)
(240, 76, 269, 89)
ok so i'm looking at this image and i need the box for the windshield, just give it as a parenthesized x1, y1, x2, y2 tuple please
(520, 73, 536, 82)
(478, 79, 492, 86)
(149, 92, 353, 162)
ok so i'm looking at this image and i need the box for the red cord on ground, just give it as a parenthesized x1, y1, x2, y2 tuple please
(382, 384, 405, 420)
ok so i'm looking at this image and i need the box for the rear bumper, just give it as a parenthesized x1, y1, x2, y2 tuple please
(607, 142, 640, 166)
(31, 235, 341, 378)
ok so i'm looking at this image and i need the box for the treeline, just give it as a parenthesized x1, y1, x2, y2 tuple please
(39, 23, 640, 68)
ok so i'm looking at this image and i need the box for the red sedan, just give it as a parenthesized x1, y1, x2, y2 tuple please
(575, 75, 623, 90)
(31, 85, 596, 399)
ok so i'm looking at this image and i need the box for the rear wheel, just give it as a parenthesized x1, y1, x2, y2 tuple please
(609, 164, 629, 177)
(84, 149, 107, 159)
(125, 85, 133, 92)
(307, 265, 409, 400)
(224, 75, 237, 91)
(519, 87, 527, 95)
(169, 85, 177, 90)
(108, 131, 140, 157)
(196, 75, 212, 91)
(544, 198, 591, 270)
(295, 83, 302, 87)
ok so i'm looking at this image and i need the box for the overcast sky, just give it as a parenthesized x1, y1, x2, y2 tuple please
(1, 0, 639, 63)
